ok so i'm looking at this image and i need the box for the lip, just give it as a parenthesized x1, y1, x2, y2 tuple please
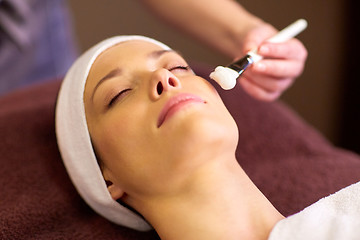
(157, 93, 206, 128)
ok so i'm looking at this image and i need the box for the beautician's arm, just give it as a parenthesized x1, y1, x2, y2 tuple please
(139, 0, 308, 101)
(140, 0, 262, 58)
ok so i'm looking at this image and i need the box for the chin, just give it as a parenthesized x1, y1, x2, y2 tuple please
(171, 111, 239, 159)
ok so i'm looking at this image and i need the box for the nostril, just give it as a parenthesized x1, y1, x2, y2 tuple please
(157, 82, 163, 95)
(169, 78, 176, 87)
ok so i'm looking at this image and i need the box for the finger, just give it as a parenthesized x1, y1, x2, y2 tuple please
(241, 72, 294, 93)
(257, 38, 308, 60)
(241, 69, 294, 93)
(238, 77, 282, 101)
(251, 58, 305, 79)
(242, 24, 278, 53)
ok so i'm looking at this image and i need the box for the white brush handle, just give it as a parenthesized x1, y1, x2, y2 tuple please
(267, 19, 308, 43)
(249, 19, 308, 63)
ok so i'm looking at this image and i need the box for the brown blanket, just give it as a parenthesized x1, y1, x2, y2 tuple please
(1, 65, 359, 239)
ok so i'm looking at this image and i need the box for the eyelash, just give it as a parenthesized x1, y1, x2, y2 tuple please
(108, 88, 131, 107)
(108, 65, 190, 108)
(168, 65, 190, 72)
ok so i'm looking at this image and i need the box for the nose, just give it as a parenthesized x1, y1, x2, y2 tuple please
(150, 69, 181, 100)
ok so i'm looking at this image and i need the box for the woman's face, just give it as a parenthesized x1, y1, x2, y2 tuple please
(84, 40, 238, 199)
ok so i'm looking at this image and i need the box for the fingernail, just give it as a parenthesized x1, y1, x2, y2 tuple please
(254, 62, 266, 72)
(259, 45, 269, 54)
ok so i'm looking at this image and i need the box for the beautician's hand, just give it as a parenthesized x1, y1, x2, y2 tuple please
(239, 24, 308, 101)
(139, 0, 307, 101)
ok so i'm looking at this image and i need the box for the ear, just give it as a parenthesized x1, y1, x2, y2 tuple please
(102, 167, 125, 200)
(106, 180, 125, 200)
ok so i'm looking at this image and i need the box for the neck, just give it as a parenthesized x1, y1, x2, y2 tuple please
(129, 157, 283, 240)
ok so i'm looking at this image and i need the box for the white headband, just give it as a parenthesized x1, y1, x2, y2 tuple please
(55, 35, 171, 231)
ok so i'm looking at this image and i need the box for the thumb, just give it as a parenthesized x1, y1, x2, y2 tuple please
(243, 23, 278, 53)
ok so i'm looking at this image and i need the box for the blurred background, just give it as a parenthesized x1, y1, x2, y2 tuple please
(67, 0, 359, 153)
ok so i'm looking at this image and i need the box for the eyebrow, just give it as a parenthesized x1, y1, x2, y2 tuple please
(147, 49, 175, 59)
(91, 49, 177, 101)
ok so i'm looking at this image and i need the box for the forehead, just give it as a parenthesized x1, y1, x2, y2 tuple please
(86, 40, 165, 88)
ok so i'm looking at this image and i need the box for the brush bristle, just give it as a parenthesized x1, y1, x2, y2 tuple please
(209, 66, 238, 90)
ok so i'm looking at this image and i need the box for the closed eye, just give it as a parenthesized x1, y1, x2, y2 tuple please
(108, 88, 132, 107)
(168, 65, 190, 72)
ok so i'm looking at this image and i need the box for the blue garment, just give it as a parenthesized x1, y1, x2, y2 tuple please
(0, 0, 78, 95)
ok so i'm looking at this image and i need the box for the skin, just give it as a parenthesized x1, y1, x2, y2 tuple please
(84, 40, 284, 240)
(140, 0, 308, 101)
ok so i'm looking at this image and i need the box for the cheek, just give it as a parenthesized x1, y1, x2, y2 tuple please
(94, 112, 144, 163)
(91, 106, 160, 184)
(92, 120, 142, 189)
